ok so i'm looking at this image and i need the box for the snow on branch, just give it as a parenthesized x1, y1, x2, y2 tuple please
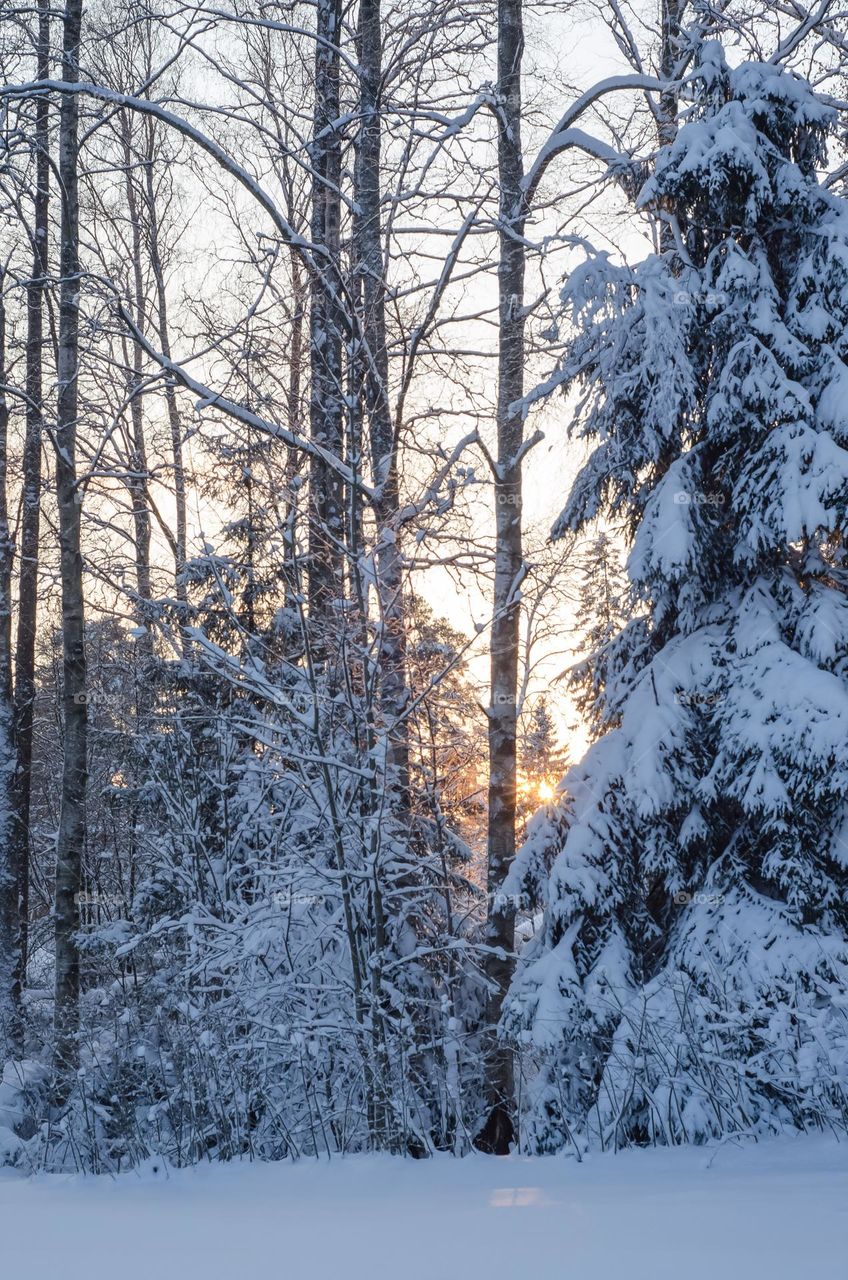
(523, 73, 669, 205)
(119, 304, 373, 499)
(0, 79, 323, 268)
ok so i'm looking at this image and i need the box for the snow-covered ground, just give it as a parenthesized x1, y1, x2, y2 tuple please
(0, 1134, 844, 1279)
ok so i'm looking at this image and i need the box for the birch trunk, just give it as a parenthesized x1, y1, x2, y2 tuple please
(119, 112, 153, 626)
(142, 131, 188, 607)
(13, 0, 50, 1016)
(0, 288, 21, 1053)
(53, 0, 87, 1079)
(356, 0, 410, 804)
(657, 0, 683, 254)
(477, 0, 526, 1155)
(308, 0, 345, 622)
(658, 0, 684, 150)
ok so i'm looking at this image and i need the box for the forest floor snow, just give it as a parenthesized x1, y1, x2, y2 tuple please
(0, 1131, 845, 1279)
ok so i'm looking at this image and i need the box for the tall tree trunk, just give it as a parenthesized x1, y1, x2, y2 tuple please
(119, 113, 153, 622)
(657, 0, 684, 253)
(53, 0, 87, 1080)
(658, 0, 684, 150)
(308, 0, 345, 622)
(142, 127, 187, 608)
(282, 248, 306, 617)
(0, 287, 21, 1054)
(13, 0, 50, 1019)
(356, 0, 410, 804)
(477, 0, 525, 1155)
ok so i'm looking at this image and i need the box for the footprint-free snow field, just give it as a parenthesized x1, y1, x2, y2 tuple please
(0, 1133, 844, 1280)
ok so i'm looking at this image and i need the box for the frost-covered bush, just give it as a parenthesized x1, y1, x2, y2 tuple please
(19, 603, 486, 1171)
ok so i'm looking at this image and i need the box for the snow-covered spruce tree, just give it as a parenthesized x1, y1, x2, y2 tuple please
(517, 698, 568, 838)
(504, 44, 848, 1151)
(569, 533, 629, 741)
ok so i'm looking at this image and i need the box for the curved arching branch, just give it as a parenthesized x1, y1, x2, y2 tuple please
(523, 73, 671, 207)
(0, 78, 323, 265)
